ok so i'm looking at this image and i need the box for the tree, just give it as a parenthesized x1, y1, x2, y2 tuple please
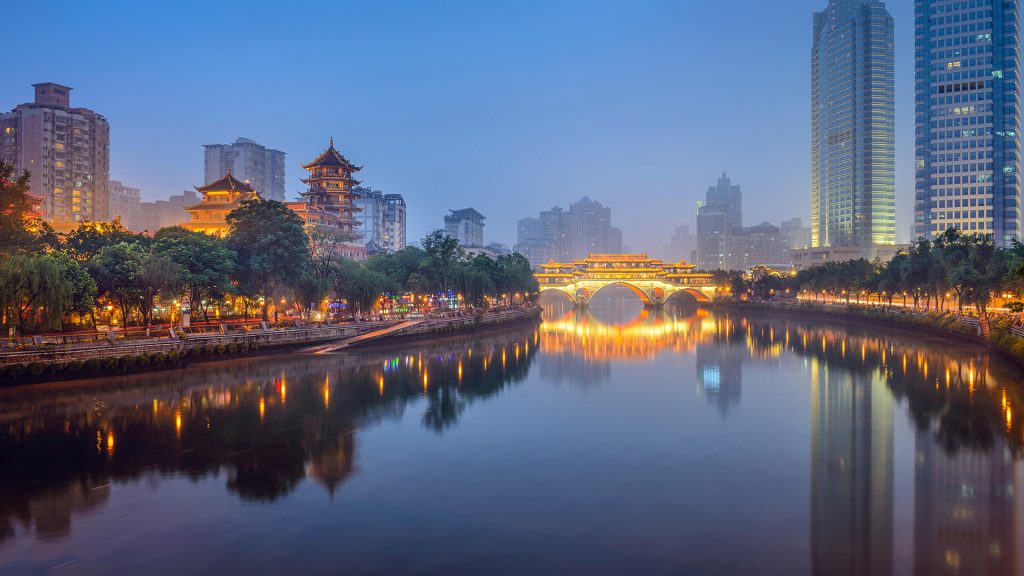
(331, 259, 387, 317)
(421, 230, 464, 295)
(153, 226, 236, 322)
(0, 161, 39, 256)
(137, 252, 182, 334)
(226, 200, 312, 322)
(93, 242, 147, 328)
(951, 234, 1007, 337)
(0, 254, 72, 333)
(63, 220, 142, 261)
(51, 251, 99, 329)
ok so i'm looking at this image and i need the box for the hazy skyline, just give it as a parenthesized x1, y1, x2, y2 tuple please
(2, 0, 915, 249)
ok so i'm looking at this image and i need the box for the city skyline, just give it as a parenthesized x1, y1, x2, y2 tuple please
(0, 0, 918, 250)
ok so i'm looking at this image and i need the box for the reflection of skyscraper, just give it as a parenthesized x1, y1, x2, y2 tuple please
(913, 430, 1018, 576)
(696, 343, 743, 415)
(810, 358, 893, 576)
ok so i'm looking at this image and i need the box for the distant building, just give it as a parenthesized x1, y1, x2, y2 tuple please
(383, 193, 407, 253)
(665, 224, 697, 264)
(445, 208, 485, 248)
(109, 180, 141, 227)
(697, 173, 744, 270)
(204, 138, 286, 202)
(183, 171, 261, 237)
(134, 190, 197, 234)
(811, 0, 896, 251)
(791, 244, 909, 271)
(780, 217, 812, 263)
(288, 139, 365, 260)
(914, 0, 1021, 246)
(724, 222, 786, 270)
(0, 83, 110, 225)
(514, 197, 622, 268)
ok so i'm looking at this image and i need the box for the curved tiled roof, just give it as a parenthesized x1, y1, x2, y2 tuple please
(302, 138, 362, 171)
(195, 170, 256, 193)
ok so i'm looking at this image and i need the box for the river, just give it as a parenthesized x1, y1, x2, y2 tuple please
(1, 291, 1023, 575)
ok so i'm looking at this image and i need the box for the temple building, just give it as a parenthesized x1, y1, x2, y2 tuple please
(289, 139, 365, 259)
(183, 170, 261, 237)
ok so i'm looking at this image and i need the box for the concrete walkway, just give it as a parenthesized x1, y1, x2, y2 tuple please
(308, 320, 424, 354)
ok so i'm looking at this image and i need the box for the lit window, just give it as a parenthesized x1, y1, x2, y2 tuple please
(54, 142, 65, 151)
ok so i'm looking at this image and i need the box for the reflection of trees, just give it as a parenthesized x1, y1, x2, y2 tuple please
(731, 312, 1024, 456)
(0, 324, 538, 542)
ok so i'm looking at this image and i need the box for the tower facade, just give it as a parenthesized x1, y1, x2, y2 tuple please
(298, 140, 362, 237)
(0, 83, 110, 226)
(914, 0, 1021, 246)
(811, 0, 896, 252)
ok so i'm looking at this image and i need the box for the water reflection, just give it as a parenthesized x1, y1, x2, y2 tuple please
(2, 306, 1023, 575)
(0, 327, 537, 542)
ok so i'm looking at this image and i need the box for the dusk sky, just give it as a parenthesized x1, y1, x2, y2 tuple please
(3, 0, 916, 250)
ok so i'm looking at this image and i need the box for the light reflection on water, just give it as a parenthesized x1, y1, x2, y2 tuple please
(1, 295, 1023, 575)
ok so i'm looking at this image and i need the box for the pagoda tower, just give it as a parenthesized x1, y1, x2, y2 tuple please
(297, 139, 362, 240)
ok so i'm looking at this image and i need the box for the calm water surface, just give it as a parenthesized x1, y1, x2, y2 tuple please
(2, 292, 1024, 576)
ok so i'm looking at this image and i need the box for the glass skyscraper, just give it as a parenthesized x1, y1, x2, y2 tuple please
(811, 0, 896, 252)
(914, 0, 1021, 246)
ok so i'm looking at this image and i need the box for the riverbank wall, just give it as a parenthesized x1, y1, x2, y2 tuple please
(0, 305, 542, 386)
(717, 299, 1024, 365)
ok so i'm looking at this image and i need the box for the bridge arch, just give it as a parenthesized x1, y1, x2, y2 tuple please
(589, 281, 654, 305)
(666, 288, 712, 304)
(538, 287, 576, 303)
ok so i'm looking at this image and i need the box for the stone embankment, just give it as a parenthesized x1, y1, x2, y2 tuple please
(718, 299, 1024, 365)
(0, 305, 542, 386)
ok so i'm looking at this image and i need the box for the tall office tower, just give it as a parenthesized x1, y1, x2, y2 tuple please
(444, 208, 486, 247)
(204, 137, 286, 201)
(811, 0, 896, 253)
(108, 180, 141, 226)
(914, 0, 1021, 246)
(383, 193, 407, 253)
(0, 83, 110, 226)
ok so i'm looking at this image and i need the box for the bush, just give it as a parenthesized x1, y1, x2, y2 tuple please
(26, 362, 46, 377)
(65, 360, 84, 373)
(83, 359, 103, 374)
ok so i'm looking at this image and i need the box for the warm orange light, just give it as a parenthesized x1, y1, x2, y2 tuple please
(259, 397, 266, 422)
(106, 431, 115, 453)
(174, 409, 182, 436)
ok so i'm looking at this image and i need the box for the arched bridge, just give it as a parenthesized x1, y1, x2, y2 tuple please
(535, 254, 717, 308)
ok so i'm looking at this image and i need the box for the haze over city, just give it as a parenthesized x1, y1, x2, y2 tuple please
(2, 0, 917, 248)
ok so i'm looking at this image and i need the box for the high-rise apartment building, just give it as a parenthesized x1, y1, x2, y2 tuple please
(353, 186, 387, 251)
(204, 138, 286, 201)
(444, 208, 486, 247)
(914, 0, 1021, 245)
(811, 0, 896, 253)
(108, 180, 141, 227)
(0, 83, 110, 226)
(383, 193, 407, 253)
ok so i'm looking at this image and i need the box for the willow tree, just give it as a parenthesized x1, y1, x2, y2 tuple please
(0, 254, 72, 333)
(0, 160, 37, 256)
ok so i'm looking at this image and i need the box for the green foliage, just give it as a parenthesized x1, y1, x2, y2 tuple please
(153, 226, 236, 321)
(0, 160, 39, 255)
(0, 253, 73, 332)
(63, 220, 144, 261)
(226, 200, 312, 321)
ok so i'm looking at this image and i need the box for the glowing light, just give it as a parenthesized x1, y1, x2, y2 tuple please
(323, 378, 330, 408)
(423, 371, 429, 392)
(106, 431, 115, 453)
(175, 409, 182, 436)
(152, 399, 158, 415)
(379, 375, 385, 395)
(259, 397, 266, 421)
(457, 361, 463, 382)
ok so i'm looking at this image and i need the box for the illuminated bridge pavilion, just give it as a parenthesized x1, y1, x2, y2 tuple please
(535, 253, 717, 307)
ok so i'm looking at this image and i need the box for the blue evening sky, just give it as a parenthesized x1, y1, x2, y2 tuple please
(3, 0, 916, 249)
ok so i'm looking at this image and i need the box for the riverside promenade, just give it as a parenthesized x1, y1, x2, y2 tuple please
(0, 305, 542, 385)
